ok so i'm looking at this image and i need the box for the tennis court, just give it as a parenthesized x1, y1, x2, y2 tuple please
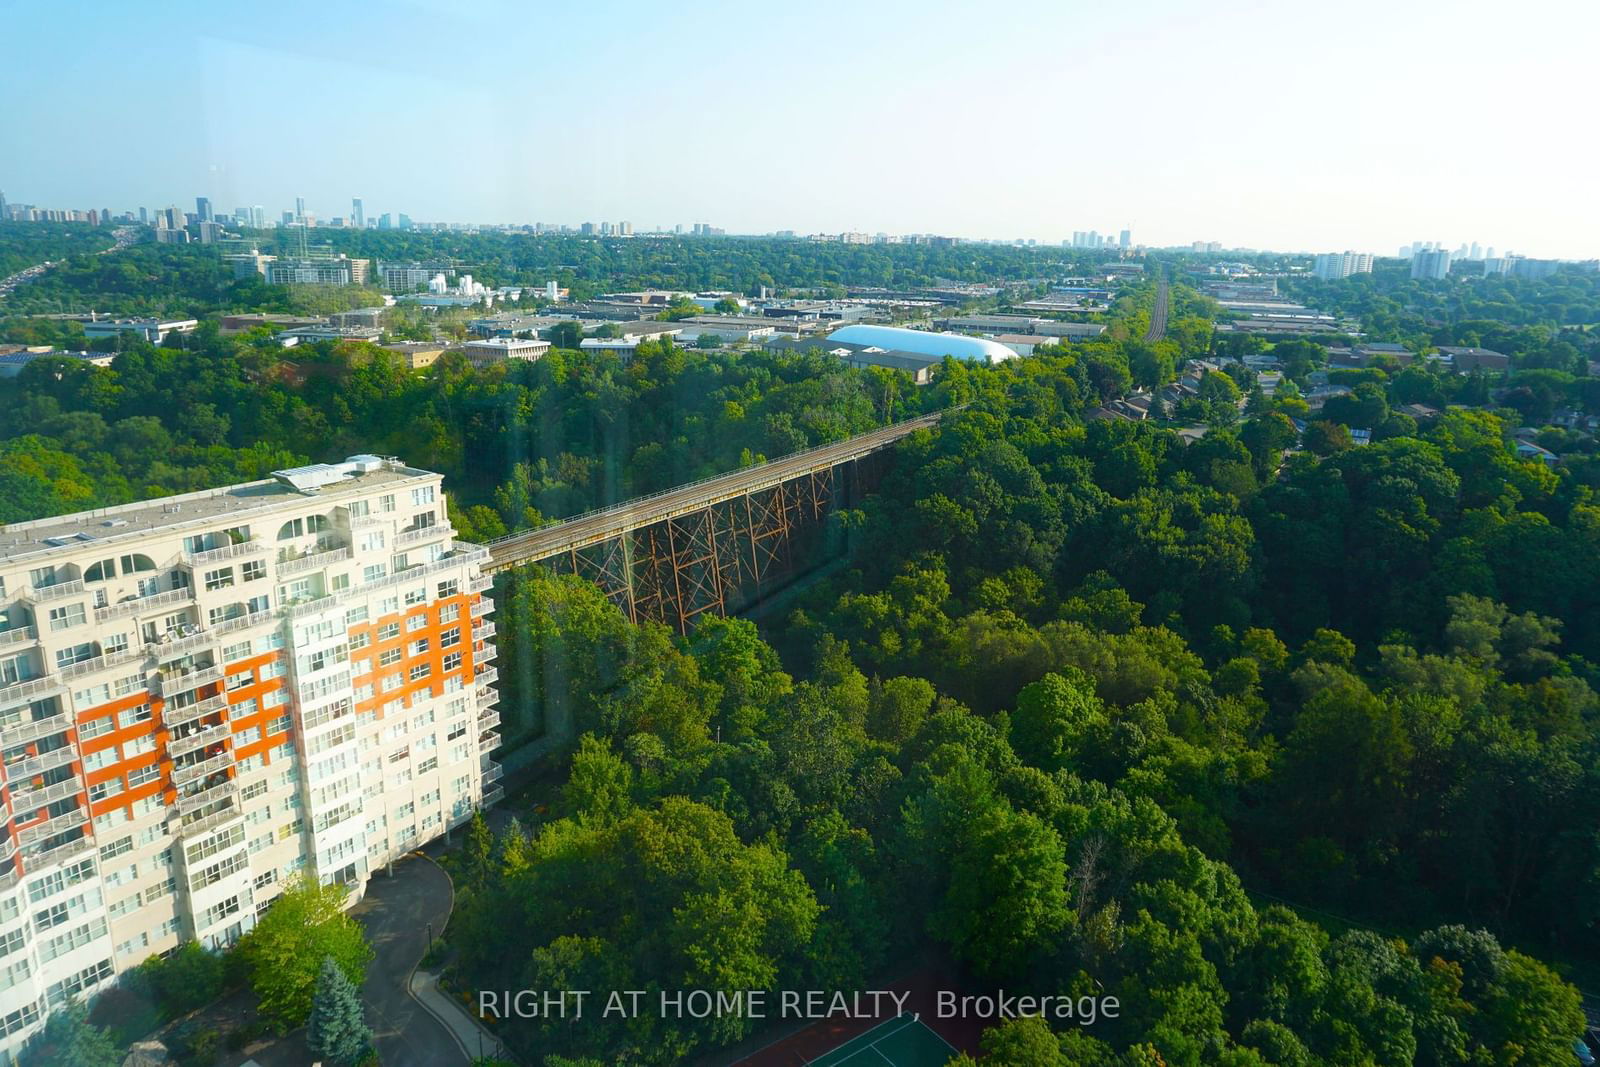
(806, 1013, 958, 1066)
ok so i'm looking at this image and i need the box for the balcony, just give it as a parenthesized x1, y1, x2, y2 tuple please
(177, 805, 242, 839)
(451, 542, 490, 566)
(2, 745, 77, 783)
(172, 750, 232, 787)
(475, 686, 499, 711)
(27, 578, 87, 603)
(473, 665, 498, 688)
(60, 644, 149, 680)
(156, 665, 224, 698)
(279, 546, 351, 577)
(477, 709, 500, 731)
(168, 722, 230, 759)
(0, 675, 65, 707)
(4, 709, 71, 746)
(470, 598, 494, 618)
(163, 693, 227, 729)
(144, 626, 213, 658)
(472, 620, 497, 643)
(185, 540, 267, 567)
(27, 834, 93, 872)
(478, 731, 500, 753)
(0, 625, 38, 649)
(482, 762, 503, 785)
(18, 808, 87, 846)
(9, 775, 83, 813)
(468, 574, 494, 594)
(482, 785, 504, 808)
(213, 608, 277, 636)
(97, 586, 192, 623)
(177, 778, 237, 816)
(395, 525, 445, 548)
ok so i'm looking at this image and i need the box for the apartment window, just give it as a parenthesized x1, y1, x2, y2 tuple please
(48, 604, 86, 632)
(447, 722, 467, 742)
(227, 670, 253, 691)
(348, 499, 370, 519)
(268, 713, 291, 736)
(124, 735, 156, 757)
(118, 704, 152, 729)
(443, 652, 462, 675)
(242, 779, 269, 801)
(73, 681, 112, 707)
(100, 836, 133, 862)
(404, 587, 427, 608)
(410, 637, 430, 656)
(103, 633, 130, 655)
(379, 494, 396, 513)
(116, 933, 151, 959)
(378, 596, 400, 616)
(353, 684, 374, 703)
(203, 567, 235, 592)
(83, 746, 118, 772)
(128, 764, 160, 788)
(440, 602, 460, 623)
(349, 631, 370, 650)
(388, 747, 409, 764)
(378, 622, 400, 642)
(381, 675, 402, 693)
(363, 564, 386, 584)
(112, 671, 146, 697)
(89, 778, 125, 802)
(378, 648, 402, 668)
(410, 486, 436, 507)
(235, 726, 261, 747)
(359, 530, 386, 553)
(55, 643, 97, 669)
(437, 579, 460, 599)
(242, 559, 266, 582)
(440, 627, 461, 649)
(345, 606, 369, 626)
(46, 959, 113, 1007)
(330, 573, 350, 592)
(418, 756, 438, 775)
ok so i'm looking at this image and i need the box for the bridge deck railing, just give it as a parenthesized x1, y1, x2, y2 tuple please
(476, 406, 957, 555)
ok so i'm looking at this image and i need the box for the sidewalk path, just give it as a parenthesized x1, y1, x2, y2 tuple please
(410, 969, 514, 1063)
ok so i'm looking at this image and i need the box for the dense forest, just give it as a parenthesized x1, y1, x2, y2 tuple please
(2, 226, 1598, 1063)
(0, 220, 116, 277)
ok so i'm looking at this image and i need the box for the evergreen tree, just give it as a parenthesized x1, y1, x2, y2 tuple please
(306, 955, 373, 1067)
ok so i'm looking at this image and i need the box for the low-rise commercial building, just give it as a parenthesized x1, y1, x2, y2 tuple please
(380, 343, 450, 370)
(463, 338, 550, 367)
(81, 319, 200, 345)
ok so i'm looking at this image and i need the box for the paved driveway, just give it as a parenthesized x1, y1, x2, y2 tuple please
(352, 855, 469, 1067)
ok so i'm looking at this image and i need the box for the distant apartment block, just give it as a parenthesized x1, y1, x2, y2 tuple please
(1312, 251, 1374, 281)
(0, 459, 501, 1060)
(1410, 249, 1452, 280)
(265, 257, 371, 287)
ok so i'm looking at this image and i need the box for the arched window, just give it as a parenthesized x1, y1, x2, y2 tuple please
(84, 559, 117, 583)
(119, 554, 156, 574)
(277, 518, 306, 541)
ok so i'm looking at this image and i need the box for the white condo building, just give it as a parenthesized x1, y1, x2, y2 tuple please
(1312, 251, 1375, 281)
(0, 457, 501, 1062)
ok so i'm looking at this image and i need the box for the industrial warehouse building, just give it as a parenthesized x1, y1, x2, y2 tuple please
(825, 325, 1017, 363)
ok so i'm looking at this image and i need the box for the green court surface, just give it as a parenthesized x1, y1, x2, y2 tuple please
(807, 1014, 958, 1066)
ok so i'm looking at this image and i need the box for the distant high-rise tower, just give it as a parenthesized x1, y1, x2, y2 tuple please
(294, 196, 306, 223)
(351, 197, 364, 229)
(1410, 249, 1452, 280)
(0, 190, 8, 220)
(138, 206, 148, 224)
(1119, 229, 1131, 249)
(195, 196, 212, 222)
(1469, 241, 1482, 260)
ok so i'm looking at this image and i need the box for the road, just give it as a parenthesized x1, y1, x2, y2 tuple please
(1143, 271, 1170, 342)
(485, 408, 952, 572)
(0, 225, 141, 300)
(352, 856, 470, 1067)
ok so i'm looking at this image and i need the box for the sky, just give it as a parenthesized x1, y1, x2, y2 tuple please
(2, 0, 1596, 258)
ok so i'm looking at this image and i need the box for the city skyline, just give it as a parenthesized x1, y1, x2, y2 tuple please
(2, 0, 1596, 259)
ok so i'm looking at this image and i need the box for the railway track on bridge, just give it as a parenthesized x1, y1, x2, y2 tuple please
(482, 407, 954, 574)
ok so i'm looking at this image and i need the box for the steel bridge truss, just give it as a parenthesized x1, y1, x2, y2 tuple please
(540, 463, 868, 633)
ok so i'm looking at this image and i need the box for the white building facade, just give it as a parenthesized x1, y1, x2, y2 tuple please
(0, 458, 501, 1062)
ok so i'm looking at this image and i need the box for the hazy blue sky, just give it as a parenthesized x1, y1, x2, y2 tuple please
(3, 0, 1595, 257)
